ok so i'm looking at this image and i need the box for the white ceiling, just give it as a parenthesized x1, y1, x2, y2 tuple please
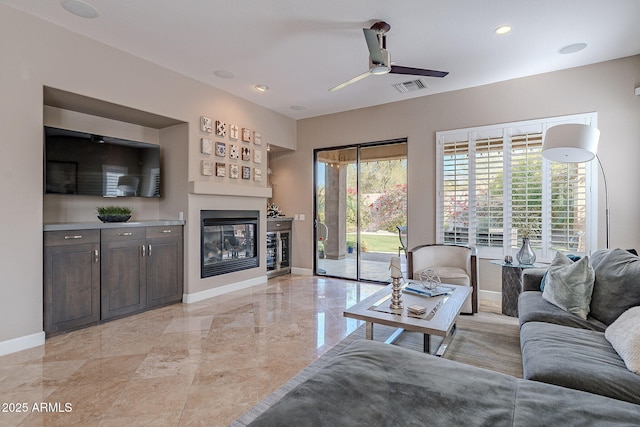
(4, 0, 640, 120)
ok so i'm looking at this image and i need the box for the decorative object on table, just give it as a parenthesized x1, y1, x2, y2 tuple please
(97, 206, 132, 223)
(389, 256, 403, 309)
(215, 120, 227, 137)
(254, 168, 262, 181)
(504, 255, 513, 264)
(419, 268, 441, 291)
(542, 123, 607, 247)
(242, 127, 252, 143)
(516, 237, 536, 265)
(267, 203, 284, 218)
(200, 138, 212, 155)
(200, 116, 212, 133)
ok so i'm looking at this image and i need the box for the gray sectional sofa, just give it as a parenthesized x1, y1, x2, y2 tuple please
(518, 248, 640, 405)
(241, 248, 640, 426)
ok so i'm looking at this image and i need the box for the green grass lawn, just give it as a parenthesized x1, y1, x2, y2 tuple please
(346, 232, 400, 253)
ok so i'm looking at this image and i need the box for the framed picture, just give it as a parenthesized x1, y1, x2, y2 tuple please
(242, 127, 252, 143)
(229, 164, 239, 179)
(229, 144, 239, 159)
(230, 125, 239, 140)
(215, 141, 226, 157)
(253, 149, 262, 164)
(242, 166, 251, 180)
(216, 162, 226, 177)
(253, 132, 262, 146)
(200, 138, 212, 155)
(254, 168, 262, 182)
(201, 160, 213, 176)
(241, 146, 251, 161)
(200, 116, 212, 133)
(46, 161, 77, 194)
(215, 120, 227, 137)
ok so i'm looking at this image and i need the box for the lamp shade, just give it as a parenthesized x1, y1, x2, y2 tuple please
(542, 124, 600, 163)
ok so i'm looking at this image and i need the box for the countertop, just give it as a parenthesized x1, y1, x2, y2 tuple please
(44, 219, 186, 231)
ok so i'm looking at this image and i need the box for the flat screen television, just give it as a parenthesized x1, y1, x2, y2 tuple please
(44, 126, 160, 198)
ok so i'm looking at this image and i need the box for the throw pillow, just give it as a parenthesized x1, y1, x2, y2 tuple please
(542, 252, 595, 320)
(605, 306, 640, 375)
(540, 254, 581, 291)
(590, 249, 640, 325)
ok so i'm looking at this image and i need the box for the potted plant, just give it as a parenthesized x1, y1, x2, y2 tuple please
(97, 206, 132, 223)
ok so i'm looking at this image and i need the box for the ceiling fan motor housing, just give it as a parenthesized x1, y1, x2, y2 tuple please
(370, 49, 391, 74)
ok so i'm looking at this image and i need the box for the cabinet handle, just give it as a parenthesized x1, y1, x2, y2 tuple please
(148, 244, 152, 257)
(93, 249, 99, 263)
(161, 229, 172, 233)
(117, 232, 133, 237)
(141, 244, 146, 257)
(64, 235, 83, 240)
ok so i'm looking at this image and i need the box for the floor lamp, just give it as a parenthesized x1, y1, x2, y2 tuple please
(542, 123, 609, 248)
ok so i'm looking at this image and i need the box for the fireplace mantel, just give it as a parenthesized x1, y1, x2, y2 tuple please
(189, 181, 272, 198)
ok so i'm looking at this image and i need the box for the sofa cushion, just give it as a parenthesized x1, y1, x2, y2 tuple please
(518, 291, 606, 331)
(520, 321, 640, 404)
(590, 248, 640, 325)
(606, 306, 640, 375)
(541, 252, 595, 320)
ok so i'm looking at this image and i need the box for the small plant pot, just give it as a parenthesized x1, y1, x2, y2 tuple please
(98, 215, 131, 223)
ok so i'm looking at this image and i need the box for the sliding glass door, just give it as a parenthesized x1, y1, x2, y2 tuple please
(314, 140, 407, 282)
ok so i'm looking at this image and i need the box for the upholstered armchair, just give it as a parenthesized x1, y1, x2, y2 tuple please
(407, 244, 478, 314)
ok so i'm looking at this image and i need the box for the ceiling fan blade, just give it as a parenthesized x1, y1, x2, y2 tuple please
(363, 28, 385, 65)
(390, 65, 449, 78)
(328, 71, 371, 92)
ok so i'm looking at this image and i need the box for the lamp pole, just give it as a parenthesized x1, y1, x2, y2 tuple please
(596, 156, 610, 249)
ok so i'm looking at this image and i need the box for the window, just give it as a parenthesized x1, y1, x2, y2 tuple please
(436, 114, 597, 261)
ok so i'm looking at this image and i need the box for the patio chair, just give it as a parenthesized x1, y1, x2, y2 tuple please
(397, 225, 408, 258)
(407, 244, 478, 314)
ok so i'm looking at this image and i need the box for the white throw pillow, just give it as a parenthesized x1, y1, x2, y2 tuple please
(605, 306, 640, 375)
(542, 251, 595, 320)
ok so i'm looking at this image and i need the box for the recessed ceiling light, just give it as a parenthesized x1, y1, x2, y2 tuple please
(214, 70, 235, 79)
(290, 105, 306, 111)
(61, 0, 99, 18)
(558, 43, 587, 54)
(255, 85, 269, 92)
(494, 25, 512, 35)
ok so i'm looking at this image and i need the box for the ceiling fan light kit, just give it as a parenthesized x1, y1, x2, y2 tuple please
(329, 21, 448, 92)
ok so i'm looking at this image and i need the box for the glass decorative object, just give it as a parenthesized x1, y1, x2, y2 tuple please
(516, 238, 536, 265)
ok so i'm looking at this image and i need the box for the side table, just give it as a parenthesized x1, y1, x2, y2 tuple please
(491, 261, 545, 317)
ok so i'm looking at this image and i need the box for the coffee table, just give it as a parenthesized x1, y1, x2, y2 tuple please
(343, 283, 472, 356)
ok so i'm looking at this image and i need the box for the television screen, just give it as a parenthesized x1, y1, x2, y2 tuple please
(44, 126, 160, 198)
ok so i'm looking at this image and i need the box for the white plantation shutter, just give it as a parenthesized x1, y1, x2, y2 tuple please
(436, 114, 597, 261)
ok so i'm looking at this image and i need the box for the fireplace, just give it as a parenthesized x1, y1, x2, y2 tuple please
(201, 210, 259, 278)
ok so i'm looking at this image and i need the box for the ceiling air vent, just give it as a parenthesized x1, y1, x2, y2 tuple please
(392, 79, 429, 94)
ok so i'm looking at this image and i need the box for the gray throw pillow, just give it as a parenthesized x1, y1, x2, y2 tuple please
(542, 252, 595, 320)
(590, 248, 640, 325)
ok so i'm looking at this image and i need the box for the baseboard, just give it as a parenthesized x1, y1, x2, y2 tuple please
(183, 275, 268, 304)
(479, 289, 501, 302)
(0, 331, 45, 356)
(291, 267, 313, 276)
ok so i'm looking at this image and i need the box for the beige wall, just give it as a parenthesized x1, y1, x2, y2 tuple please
(271, 55, 640, 294)
(0, 6, 295, 349)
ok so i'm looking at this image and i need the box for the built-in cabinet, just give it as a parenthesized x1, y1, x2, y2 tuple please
(44, 222, 184, 335)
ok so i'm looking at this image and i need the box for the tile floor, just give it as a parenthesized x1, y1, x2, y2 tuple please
(0, 275, 502, 426)
(0, 275, 384, 426)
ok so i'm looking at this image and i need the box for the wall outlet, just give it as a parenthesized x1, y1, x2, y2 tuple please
(299, 214, 305, 221)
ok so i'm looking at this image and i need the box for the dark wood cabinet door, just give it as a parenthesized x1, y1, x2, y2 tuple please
(44, 230, 100, 335)
(146, 226, 183, 308)
(100, 228, 146, 320)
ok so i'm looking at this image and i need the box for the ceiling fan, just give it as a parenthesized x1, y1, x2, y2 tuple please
(329, 21, 449, 92)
